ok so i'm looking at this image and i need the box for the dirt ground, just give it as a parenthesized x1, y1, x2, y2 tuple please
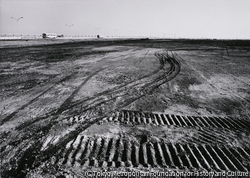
(1, 39, 250, 177)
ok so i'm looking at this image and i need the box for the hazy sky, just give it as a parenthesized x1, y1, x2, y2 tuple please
(1, 0, 250, 39)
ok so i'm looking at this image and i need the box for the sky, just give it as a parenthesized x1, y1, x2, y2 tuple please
(1, 0, 250, 39)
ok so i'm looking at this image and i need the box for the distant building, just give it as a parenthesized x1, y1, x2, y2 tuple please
(42, 33, 57, 39)
(97, 35, 104, 39)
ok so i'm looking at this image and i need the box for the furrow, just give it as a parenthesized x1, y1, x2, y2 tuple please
(246, 147, 250, 156)
(146, 113, 152, 124)
(98, 137, 110, 166)
(228, 148, 250, 171)
(200, 145, 221, 171)
(200, 130, 227, 144)
(125, 141, 132, 167)
(119, 111, 124, 122)
(62, 139, 76, 165)
(192, 136, 211, 145)
(227, 117, 245, 128)
(71, 136, 84, 166)
(176, 115, 188, 127)
(170, 143, 184, 168)
(75, 137, 88, 164)
(182, 116, 194, 126)
(136, 112, 141, 124)
(161, 114, 170, 125)
(203, 116, 218, 128)
(187, 116, 199, 127)
(192, 144, 211, 170)
(148, 142, 158, 167)
(155, 114, 164, 125)
(124, 111, 129, 122)
(193, 116, 206, 127)
(198, 131, 225, 144)
(222, 146, 248, 172)
(141, 112, 147, 124)
(205, 145, 229, 171)
(224, 117, 243, 129)
(107, 138, 117, 163)
(132, 144, 139, 167)
(166, 114, 176, 125)
(171, 114, 182, 126)
(236, 118, 250, 128)
(214, 117, 230, 129)
(41, 135, 54, 151)
(162, 143, 175, 167)
(232, 117, 250, 129)
(89, 137, 102, 166)
(155, 142, 167, 167)
(218, 117, 237, 129)
(208, 117, 224, 128)
(214, 145, 238, 171)
(189, 116, 202, 127)
(81, 139, 94, 166)
(185, 144, 203, 169)
(151, 113, 159, 126)
(197, 133, 219, 144)
(178, 144, 193, 169)
(116, 139, 124, 164)
(198, 116, 211, 127)
(131, 111, 135, 124)
(140, 144, 148, 167)
(114, 111, 119, 122)
(237, 147, 250, 160)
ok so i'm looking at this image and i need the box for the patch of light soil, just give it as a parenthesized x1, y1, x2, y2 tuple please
(188, 74, 249, 99)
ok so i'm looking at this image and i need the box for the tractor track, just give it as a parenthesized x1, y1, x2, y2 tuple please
(66, 110, 250, 130)
(42, 135, 250, 172)
(33, 110, 250, 176)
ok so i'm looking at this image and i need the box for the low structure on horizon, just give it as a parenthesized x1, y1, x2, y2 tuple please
(42, 33, 63, 39)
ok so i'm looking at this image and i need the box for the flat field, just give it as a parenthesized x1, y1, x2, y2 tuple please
(1, 39, 250, 177)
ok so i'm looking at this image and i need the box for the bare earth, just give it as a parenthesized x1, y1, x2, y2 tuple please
(1, 39, 250, 177)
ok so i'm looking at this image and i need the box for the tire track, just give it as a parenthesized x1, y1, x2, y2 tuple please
(55, 68, 106, 115)
(0, 73, 76, 126)
(65, 51, 180, 119)
(66, 52, 168, 110)
(14, 68, 105, 131)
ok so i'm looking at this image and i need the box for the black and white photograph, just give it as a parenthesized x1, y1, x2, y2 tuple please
(1, 0, 250, 177)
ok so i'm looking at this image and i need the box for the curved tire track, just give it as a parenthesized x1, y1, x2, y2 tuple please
(65, 51, 181, 119)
